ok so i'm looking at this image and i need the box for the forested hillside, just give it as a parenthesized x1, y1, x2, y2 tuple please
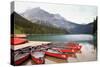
(12, 12, 67, 34)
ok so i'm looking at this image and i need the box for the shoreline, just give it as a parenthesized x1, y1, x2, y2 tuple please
(12, 41, 50, 50)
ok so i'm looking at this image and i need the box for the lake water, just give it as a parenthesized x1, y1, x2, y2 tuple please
(27, 34, 94, 42)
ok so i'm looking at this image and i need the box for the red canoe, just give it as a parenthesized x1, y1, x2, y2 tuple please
(31, 51, 45, 64)
(15, 53, 30, 65)
(51, 48, 78, 53)
(45, 49, 68, 60)
(11, 38, 28, 45)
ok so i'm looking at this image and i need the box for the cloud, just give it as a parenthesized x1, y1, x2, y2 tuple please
(15, 1, 97, 24)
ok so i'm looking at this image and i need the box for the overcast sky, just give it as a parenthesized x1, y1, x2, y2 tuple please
(15, 1, 97, 24)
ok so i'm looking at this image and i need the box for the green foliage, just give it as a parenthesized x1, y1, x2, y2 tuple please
(12, 12, 67, 34)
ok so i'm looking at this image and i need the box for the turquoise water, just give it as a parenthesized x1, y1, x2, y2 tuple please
(27, 34, 93, 42)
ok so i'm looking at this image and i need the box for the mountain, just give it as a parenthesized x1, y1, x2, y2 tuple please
(21, 7, 94, 34)
(11, 12, 67, 34)
(21, 7, 78, 30)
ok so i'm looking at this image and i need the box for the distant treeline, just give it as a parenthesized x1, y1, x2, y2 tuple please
(12, 12, 67, 34)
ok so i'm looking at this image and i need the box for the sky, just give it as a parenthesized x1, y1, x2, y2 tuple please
(14, 1, 97, 24)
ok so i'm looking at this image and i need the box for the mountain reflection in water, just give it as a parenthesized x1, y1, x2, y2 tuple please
(27, 34, 93, 42)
